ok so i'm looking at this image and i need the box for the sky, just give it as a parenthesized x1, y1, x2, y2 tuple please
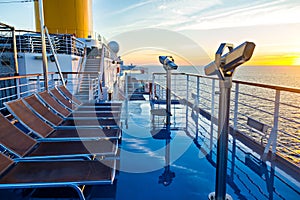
(0, 0, 300, 66)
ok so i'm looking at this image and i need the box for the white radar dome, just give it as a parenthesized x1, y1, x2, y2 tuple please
(108, 41, 120, 54)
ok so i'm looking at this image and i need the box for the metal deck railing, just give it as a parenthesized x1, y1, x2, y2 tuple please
(0, 72, 103, 113)
(151, 72, 300, 167)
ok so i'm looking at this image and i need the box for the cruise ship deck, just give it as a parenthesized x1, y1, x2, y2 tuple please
(1, 98, 299, 199)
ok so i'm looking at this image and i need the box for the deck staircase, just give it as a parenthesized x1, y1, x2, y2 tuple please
(76, 57, 101, 102)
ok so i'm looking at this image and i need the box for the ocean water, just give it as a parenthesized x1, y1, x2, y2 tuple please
(140, 65, 300, 88)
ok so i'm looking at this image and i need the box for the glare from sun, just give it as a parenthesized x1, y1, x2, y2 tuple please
(294, 57, 300, 66)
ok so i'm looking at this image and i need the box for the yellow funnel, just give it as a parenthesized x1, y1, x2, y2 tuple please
(35, 0, 93, 38)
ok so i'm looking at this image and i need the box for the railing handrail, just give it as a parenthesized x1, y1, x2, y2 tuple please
(0, 73, 43, 81)
(153, 72, 300, 94)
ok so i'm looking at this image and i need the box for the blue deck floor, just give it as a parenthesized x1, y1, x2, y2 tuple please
(114, 100, 300, 200)
(1, 100, 299, 199)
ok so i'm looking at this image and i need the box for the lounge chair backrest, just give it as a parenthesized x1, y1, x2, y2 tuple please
(24, 95, 63, 126)
(0, 154, 14, 174)
(38, 91, 71, 117)
(50, 88, 75, 109)
(0, 114, 37, 157)
(5, 100, 54, 138)
(58, 85, 82, 105)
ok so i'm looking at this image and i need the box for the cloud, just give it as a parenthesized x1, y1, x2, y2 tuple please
(174, 0, 300, 31)
(107, 0, 153, 17)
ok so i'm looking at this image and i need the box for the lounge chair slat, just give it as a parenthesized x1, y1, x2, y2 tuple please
(50, 88, 74, 109)
(24, 95, 64, 126)
(57, 85, 83, 105)
(0, 114, 37, 157)
(0, 154, 14, 175)
(0, 160, 113, 184)
(28, 140, 117, 157)
(5, 100, 54, 138)
(39, 91, 71, 117)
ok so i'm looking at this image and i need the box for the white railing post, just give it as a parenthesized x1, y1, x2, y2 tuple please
(264, 90, 280, 155)
(196, 76, 200, 137)
(210, 79, 216, 151)
(88, 74, 93, 101)
(37, 76, 41, 92)
(16, 78, 21, 98)
(125, 73, 128, 101)
(97, 73, 102, 101)
(151, 74, 155, 100)
(185, 75, 190, 132)
(233, 83, 240, 130)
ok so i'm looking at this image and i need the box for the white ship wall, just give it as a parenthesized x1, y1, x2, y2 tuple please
(18, 53, 82, 75)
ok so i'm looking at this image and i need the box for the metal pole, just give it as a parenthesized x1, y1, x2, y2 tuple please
(44, 26, 65, 86)
(166, 69, 171, 131)
(215, 76, 232, 200)
(12, 27, 19, 74)
(38, 0, 49, 90)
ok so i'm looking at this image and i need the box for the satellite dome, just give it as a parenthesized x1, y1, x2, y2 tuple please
(108, 41, 120, 54)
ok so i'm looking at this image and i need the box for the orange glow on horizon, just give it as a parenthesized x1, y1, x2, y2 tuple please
(121, 49, 300, 67)
(121, 49, 208, 66)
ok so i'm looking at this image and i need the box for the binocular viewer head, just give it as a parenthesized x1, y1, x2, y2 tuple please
(159, 56, 178, 71)
(204, 42, 256, 79)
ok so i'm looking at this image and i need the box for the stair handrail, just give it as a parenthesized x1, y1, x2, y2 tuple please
(76, 46, 87, 94)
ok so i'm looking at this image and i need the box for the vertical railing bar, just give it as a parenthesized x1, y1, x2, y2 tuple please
(233, 83, 239, 130)
(37, 76, 41, 92)
(263, 90, 280, 156)
(151, 74, 155, 100)
(196, 77, 200, 138)
(210, 79, 216, 152)
(185, 75, 189, 132)
(16, 78, 21, 99)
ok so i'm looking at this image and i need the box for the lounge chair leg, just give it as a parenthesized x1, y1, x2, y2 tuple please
(71, 185, 86, 200)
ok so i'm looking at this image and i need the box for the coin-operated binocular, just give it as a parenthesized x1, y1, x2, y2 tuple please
(206, 42, 255, 200)
(159, 56, 178, 71)
(205, 42, 255, 79)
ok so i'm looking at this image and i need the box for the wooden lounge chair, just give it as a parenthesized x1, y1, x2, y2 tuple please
(4, 100, 120, 141)
(23, 95, 121, 129)
(5, 99, 120, 129)
(50, 88, 122, 112)
(23, 95, 121, 139)
(57, 85, 122, 107)
(37, 91, 121, 118)
(0, 153, 116, 200)
(0, 114, 118, 159)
